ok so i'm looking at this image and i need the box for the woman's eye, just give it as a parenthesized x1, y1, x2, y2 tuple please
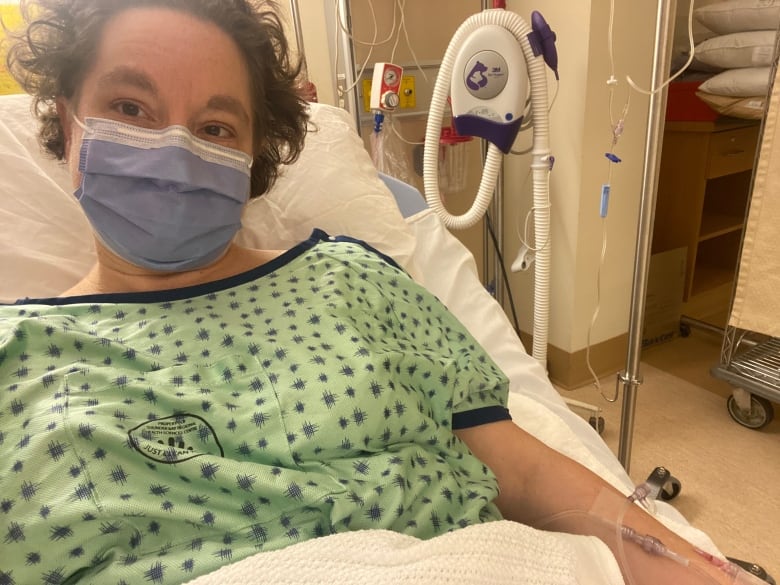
(117, 102, 141, 117)
(203, 125, 231, 138)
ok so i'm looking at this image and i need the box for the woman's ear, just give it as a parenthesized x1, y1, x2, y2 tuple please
(55, 97, 73, 160)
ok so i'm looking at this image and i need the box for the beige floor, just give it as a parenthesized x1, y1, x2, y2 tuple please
(560, 329, 780, 580)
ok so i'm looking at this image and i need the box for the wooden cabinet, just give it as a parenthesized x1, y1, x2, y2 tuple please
(653, 119, 760, 301)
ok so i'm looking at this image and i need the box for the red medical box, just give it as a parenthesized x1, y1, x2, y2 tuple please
(665, 80, 719, 122)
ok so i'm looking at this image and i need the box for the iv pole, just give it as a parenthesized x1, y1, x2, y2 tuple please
(616, 0, 676, 472)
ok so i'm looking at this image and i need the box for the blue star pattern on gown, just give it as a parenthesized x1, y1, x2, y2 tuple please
(0, 231, 510, 585)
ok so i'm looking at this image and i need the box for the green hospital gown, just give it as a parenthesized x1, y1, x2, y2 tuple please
(0, 231, 511, 585)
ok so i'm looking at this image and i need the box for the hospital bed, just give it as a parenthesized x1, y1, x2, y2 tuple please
(0, 94, 725, 584)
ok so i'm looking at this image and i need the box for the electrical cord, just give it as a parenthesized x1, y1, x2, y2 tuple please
(485, 210, 522, 337)
(510, 79, 559, 155)
(625, 0, 697, 96)
(334, 0, 431, 100)
(512, 169, 551, 254)
(398, 1, 428, 82)
(333, 0, 384, 97)
(387, 114, 425, 145)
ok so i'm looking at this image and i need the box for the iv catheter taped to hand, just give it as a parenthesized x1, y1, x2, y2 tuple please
(534, 484, 769, 585)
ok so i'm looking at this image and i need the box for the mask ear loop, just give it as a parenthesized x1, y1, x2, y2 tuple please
(72, 114, 88, 132)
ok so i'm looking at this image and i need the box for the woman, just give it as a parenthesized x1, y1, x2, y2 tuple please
(0, 1, 747, 584)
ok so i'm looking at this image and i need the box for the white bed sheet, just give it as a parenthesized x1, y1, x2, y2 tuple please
(0, 95, 722, 583)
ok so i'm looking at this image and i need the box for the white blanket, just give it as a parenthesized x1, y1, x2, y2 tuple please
(183, 521, 624, 585)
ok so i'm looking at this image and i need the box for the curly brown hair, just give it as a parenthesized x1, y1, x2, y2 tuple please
(5, 0, 309, 198)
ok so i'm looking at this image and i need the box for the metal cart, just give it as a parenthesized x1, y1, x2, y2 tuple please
(708, 30, 780, 432)
(711, 328, 779, 429)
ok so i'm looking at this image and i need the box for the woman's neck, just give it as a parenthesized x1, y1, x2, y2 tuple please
(60, 243, 282, 296)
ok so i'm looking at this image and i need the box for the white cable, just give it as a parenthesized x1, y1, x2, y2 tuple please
(333, 0, 375, 97)
(511, 79, 558, 154)
(390, 0, 403, 64)
(334, 0, 398, 97)
(423, 8, 552, 366)
(584, 217, 620, 402)
(625, 0, 697, 95)
(388, 115, 425, 145)
(335, 0, 397, 46)
(516, 173, 551, 253)
(397, 0, 430, 82)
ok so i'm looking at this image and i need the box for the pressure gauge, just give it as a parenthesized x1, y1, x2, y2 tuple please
(383, 68, 399, 87)
(370, 63, 404, 111)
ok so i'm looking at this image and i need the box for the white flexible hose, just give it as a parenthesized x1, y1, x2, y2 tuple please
(423, 9, 552, 366)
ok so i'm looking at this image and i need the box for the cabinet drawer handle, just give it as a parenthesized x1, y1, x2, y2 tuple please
(722, 149, 746, 157)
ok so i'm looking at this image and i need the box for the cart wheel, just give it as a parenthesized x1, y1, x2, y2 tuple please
(679, 322, 691, 338)
(589, 416, 605, 435)
(659, 475, 682, 501)
(726, 393, 775, 430)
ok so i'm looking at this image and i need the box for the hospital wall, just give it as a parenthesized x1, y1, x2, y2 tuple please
(284, 0, 672, 387)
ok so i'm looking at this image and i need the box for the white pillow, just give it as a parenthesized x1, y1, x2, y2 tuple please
(698, 66, 772, 96)
(695, 0, 780, 34)
(235, 104, 416, 274)
(695, 90, 767, 118)
(0, 95, 418, 301)
(694, 30, 777, 68)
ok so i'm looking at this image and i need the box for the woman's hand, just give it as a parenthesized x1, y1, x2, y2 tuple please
(455, 420, 734, 585)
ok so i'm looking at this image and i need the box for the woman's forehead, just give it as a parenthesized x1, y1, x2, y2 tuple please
(83, 7, 252, 107)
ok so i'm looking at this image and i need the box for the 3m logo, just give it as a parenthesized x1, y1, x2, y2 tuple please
(128, 414, 224, 463)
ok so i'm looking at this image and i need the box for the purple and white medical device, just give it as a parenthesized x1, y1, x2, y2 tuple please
(423, 7, 558, 362)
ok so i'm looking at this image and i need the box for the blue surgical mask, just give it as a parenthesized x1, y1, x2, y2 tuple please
(73, 116, 253, 272)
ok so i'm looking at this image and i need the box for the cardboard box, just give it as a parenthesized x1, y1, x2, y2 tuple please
(643, 247, 687, 348)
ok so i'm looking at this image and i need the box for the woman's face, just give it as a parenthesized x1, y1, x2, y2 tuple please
(60, 6, 254, 187)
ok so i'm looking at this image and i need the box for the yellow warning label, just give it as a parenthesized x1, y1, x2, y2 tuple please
(399, 75, 416, 109)
(362, 78, 372, 112)
(0, 4, 24, 95)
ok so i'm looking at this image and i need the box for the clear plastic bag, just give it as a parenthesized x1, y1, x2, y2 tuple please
(370, 123, 415, 185)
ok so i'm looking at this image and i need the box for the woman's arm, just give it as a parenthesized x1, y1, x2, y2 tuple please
(455, 420, 734, 585)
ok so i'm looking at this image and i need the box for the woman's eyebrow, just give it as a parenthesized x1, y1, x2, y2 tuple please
(97, 66, 159, 96)
(205, 94, 250, 125)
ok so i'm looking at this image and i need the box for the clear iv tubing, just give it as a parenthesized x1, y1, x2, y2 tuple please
(423, 9, 552, 365)
(536, 483, 769, 585)
(615, 485, 770, 585)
